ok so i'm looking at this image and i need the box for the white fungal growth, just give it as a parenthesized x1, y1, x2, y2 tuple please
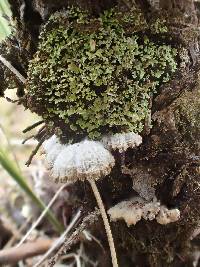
(42, 135, 119, 267)
(42, 135, 63, 165)
(43, 137, 115, 182)
(101, 132, 142, 152)
(142, 199, 161, 221)
(108, 197, 180, 226)
(53, 140, 115, 182)
(108, 197, 145, 226)
(156, 206, 180, 225)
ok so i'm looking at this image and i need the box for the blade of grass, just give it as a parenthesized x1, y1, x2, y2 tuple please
(0, 18, 10, 39)
(0, 124, 21, 171)
(0, 0, 11, 40)
(0, 148, 64, 233)
(0, 0, 11, 16)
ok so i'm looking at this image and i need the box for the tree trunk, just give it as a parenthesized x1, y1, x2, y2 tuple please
(1, 0, 200, 266)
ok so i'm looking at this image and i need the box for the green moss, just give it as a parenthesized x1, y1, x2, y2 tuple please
(150, 18, 168, 34)
(174, 86, 200, 147)
(26, 6, 177, 142)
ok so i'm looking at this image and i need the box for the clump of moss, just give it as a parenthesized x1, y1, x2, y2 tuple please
(26, 6, 177, 142)
(174, 86, 200, 149)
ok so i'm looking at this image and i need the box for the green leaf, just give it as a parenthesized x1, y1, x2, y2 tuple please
(0, 0, 11, 40)
(0, 148, 64, 233)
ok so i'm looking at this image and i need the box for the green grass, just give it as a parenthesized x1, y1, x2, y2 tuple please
(0, 0, 64, 235)
(0, 0, 11, 40)
(0, 147, 64, 233)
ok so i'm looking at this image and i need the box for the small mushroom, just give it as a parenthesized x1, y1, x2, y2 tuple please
(43, 135, 63, 166)
(101, 132, 142, 152)
(52, 140, 115, 182)
(43, 136, 118, 267)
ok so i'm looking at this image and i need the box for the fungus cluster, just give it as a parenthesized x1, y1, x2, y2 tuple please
(42, 131, 142, 267)
(43, 135, 119, 266)
(108, 197, 180, 226)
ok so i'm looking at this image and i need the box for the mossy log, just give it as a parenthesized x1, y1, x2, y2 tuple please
(1, 0, 200, 266)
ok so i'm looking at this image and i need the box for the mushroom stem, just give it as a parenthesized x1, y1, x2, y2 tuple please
(88, 179, 119, 267)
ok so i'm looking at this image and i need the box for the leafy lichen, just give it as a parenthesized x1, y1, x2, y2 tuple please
(26, 6, 177, 142)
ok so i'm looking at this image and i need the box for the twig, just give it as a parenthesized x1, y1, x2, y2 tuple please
(5, 97, 20, 103)
(33, 210, 82, 267)
(23, 120, 44, 133)
(79, 253, 98, 267)
(22, 126, 46, 144)
(0, 239, 54, 264)
(22, 134, 35, 144)
(0, 217, 21, 247)
(26, 135, 46, 166)
(76, 242, 97, 267)
(5, 216, 33, 249)
(36, 125, 47, 139)
(0, 55, 26, 84)
(48, 209, 100, 267)
(61, 253, 82, 266)
(37, 125, 46, 134)
(17, 184, 69, 247)
(61, 243, 97, 266)
(83, 230, 105, 253)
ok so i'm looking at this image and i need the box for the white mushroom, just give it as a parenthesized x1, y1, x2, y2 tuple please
(43, 136, 118, 267)
(43, 135, 63, 165)
(52, 140, 115, 182)
(101, 132, 142, 152)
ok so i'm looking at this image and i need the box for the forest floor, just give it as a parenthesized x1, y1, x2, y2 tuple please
(0, 91, 58, 266)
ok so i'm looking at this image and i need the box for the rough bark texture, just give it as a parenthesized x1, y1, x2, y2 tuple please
(1, 0, 200, 266)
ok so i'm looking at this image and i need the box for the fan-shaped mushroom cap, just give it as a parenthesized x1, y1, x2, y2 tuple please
(43, 135, 63, 166)
(43, 137, 115, 183)
(101, 132, 142, 152)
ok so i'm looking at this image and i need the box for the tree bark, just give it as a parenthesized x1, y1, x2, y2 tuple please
(1, 0, 200, 266)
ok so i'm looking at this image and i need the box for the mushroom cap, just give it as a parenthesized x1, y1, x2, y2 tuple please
(43, 135, 63, 166)
(43, 137, 115, 183)
(101, 132, 142, 152)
